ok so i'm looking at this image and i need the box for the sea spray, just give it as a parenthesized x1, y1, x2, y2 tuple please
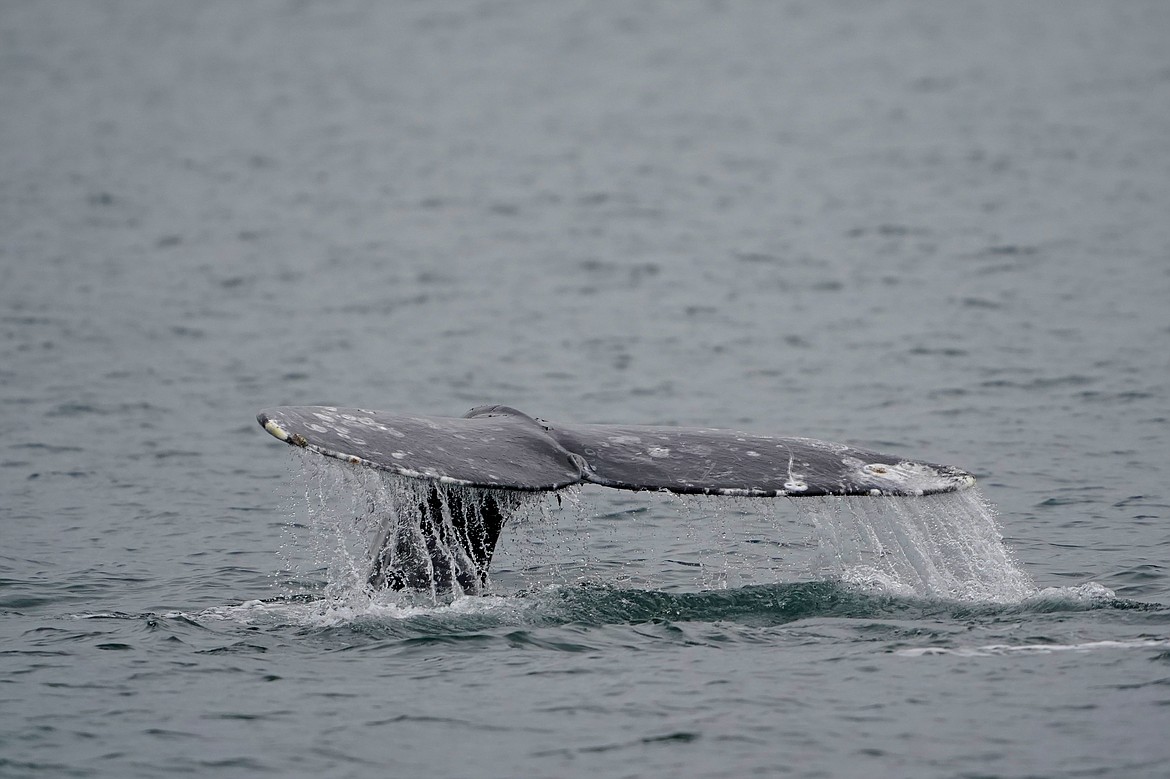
(494, 484, 593, 589)
(623, 488, 1035, 600)
(280, 453, 1035, 603)
(656, 491, 795, 590)
(282, 453, 570, 605)
(797, 488, 1036, 601)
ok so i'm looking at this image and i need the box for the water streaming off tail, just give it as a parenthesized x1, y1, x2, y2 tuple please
(282, 454, 570, 606)
(281, 454, 1035, 604)
(795, 489, 1036, 601)
(643, 489, 1034, 601)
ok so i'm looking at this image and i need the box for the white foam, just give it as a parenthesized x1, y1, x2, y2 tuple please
(1033, 581, 1115, 601)
(898, 638, 1170, 657)
(197, 593, 520, 628)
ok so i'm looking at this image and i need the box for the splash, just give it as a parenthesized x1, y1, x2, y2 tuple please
(281, 453, 565, 606)
(279, 454, 1036, 605)
(796, 489, 1037, 602)
(200, 592, 524, 629)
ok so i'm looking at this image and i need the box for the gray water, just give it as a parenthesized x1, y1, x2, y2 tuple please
(3, 2, 1170, 777)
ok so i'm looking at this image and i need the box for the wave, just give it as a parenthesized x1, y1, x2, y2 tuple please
(194, 579, 1157, 634)
(897, 638, 1170, 657)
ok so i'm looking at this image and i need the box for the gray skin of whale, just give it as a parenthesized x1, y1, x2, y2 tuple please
(258, 404, 976, 593)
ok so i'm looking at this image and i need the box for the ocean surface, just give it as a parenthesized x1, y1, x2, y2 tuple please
(3, 2, 1170, 777)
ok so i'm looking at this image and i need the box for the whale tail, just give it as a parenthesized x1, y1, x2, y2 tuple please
(259, 404, 976, 593)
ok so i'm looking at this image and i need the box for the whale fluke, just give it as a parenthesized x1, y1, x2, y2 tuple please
(258, 404, 975, 591)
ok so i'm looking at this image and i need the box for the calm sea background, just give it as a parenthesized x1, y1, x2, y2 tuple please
(3, 2, 1170, 777)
